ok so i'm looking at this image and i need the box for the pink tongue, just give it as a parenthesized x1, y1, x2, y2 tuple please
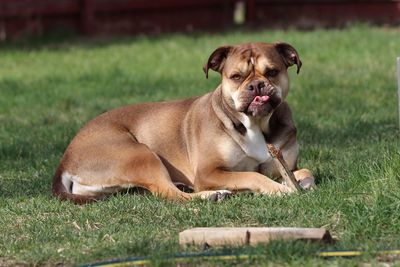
(253, 95, 270, 103)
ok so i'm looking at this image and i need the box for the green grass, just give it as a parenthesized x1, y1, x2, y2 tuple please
(1, 25, 399, 266)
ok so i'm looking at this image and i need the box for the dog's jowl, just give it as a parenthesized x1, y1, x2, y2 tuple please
(52, 42, 315, 203)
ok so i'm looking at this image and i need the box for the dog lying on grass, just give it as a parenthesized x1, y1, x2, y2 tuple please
(52, 41, 315, 203)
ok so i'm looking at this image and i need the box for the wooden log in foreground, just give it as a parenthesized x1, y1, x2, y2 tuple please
(179, 227, 333, 247)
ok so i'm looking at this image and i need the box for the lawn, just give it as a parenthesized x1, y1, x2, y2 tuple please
(0, 25, 399, 266)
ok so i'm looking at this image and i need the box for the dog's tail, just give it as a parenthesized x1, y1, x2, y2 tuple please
(52, 166, 107, 205)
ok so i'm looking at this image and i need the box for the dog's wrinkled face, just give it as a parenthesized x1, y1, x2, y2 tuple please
(204, 42, 301, 117)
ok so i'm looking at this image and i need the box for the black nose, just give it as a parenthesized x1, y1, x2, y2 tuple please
(247, 80, 265, 94)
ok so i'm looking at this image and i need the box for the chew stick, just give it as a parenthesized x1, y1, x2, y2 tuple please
(267, 144, 302, 192)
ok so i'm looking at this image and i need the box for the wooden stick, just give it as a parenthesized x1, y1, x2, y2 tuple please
(179, 227, 334, 247)
(267, 144, 302, 192)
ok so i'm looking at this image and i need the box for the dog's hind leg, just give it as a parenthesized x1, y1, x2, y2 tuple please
(54, 140, 231, 203)
(116, 144, 232, 201)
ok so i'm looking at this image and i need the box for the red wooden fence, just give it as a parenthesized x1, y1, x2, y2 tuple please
(0, 0, 236, 40)
(0, 0, 399, 41)
(247, 0, 400, 29)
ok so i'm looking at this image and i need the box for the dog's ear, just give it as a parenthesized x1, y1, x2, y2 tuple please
(203, 46, 232, 79)
(274, 42, 302, 74)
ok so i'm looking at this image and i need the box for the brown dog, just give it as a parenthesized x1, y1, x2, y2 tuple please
(52, 42, 315, 203)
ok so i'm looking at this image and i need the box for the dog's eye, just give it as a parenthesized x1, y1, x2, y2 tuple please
(230, 74, 242, 81)
(266, 69, 279, 77)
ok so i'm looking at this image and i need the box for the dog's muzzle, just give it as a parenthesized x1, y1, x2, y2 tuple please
(245, 80, 281, 116)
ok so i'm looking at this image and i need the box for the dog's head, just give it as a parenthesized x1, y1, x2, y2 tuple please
(204, 42, 301, 117)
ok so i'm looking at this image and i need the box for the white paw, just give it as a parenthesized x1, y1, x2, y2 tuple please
(261, 184, 294, 196)
(277, 185, 295, 195)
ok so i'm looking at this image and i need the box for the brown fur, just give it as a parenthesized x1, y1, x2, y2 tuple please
(53, 42, 314, 203)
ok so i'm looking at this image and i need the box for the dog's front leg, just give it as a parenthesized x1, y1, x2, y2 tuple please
(195, 169, 293, 195)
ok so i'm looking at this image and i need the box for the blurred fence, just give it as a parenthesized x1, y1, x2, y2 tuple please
(0, 0, 399, 40)
(247, 0, 400, 29)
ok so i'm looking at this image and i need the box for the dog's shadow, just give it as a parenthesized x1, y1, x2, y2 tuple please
(296, 117, 398, 185)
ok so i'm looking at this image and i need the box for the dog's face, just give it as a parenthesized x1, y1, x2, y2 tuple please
(204, 42, 301, 117)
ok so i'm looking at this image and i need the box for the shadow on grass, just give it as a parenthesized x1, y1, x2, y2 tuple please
(297, 118, 398, 148)
(0, 31, 135, 52)
(0, 25, 365, 53)
(0, 30, 222, 53)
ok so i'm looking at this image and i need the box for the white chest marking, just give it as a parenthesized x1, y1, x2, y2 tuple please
(241, 124, 269, 163)
(241, 123, 269, 163)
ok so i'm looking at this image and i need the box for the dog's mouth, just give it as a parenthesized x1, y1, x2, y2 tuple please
(248, 95, 270, 109)
(244, 90, 281, 117)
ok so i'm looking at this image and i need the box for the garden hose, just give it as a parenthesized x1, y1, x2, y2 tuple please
(80, 249, 400, 267)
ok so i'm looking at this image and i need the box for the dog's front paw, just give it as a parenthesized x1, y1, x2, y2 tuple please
(293, 169, 316, 191)
(201, 190, 232, 202)
(260, 183, 294, 196)
(276, 184, 295, 195)
(298, 177, 316, 190)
